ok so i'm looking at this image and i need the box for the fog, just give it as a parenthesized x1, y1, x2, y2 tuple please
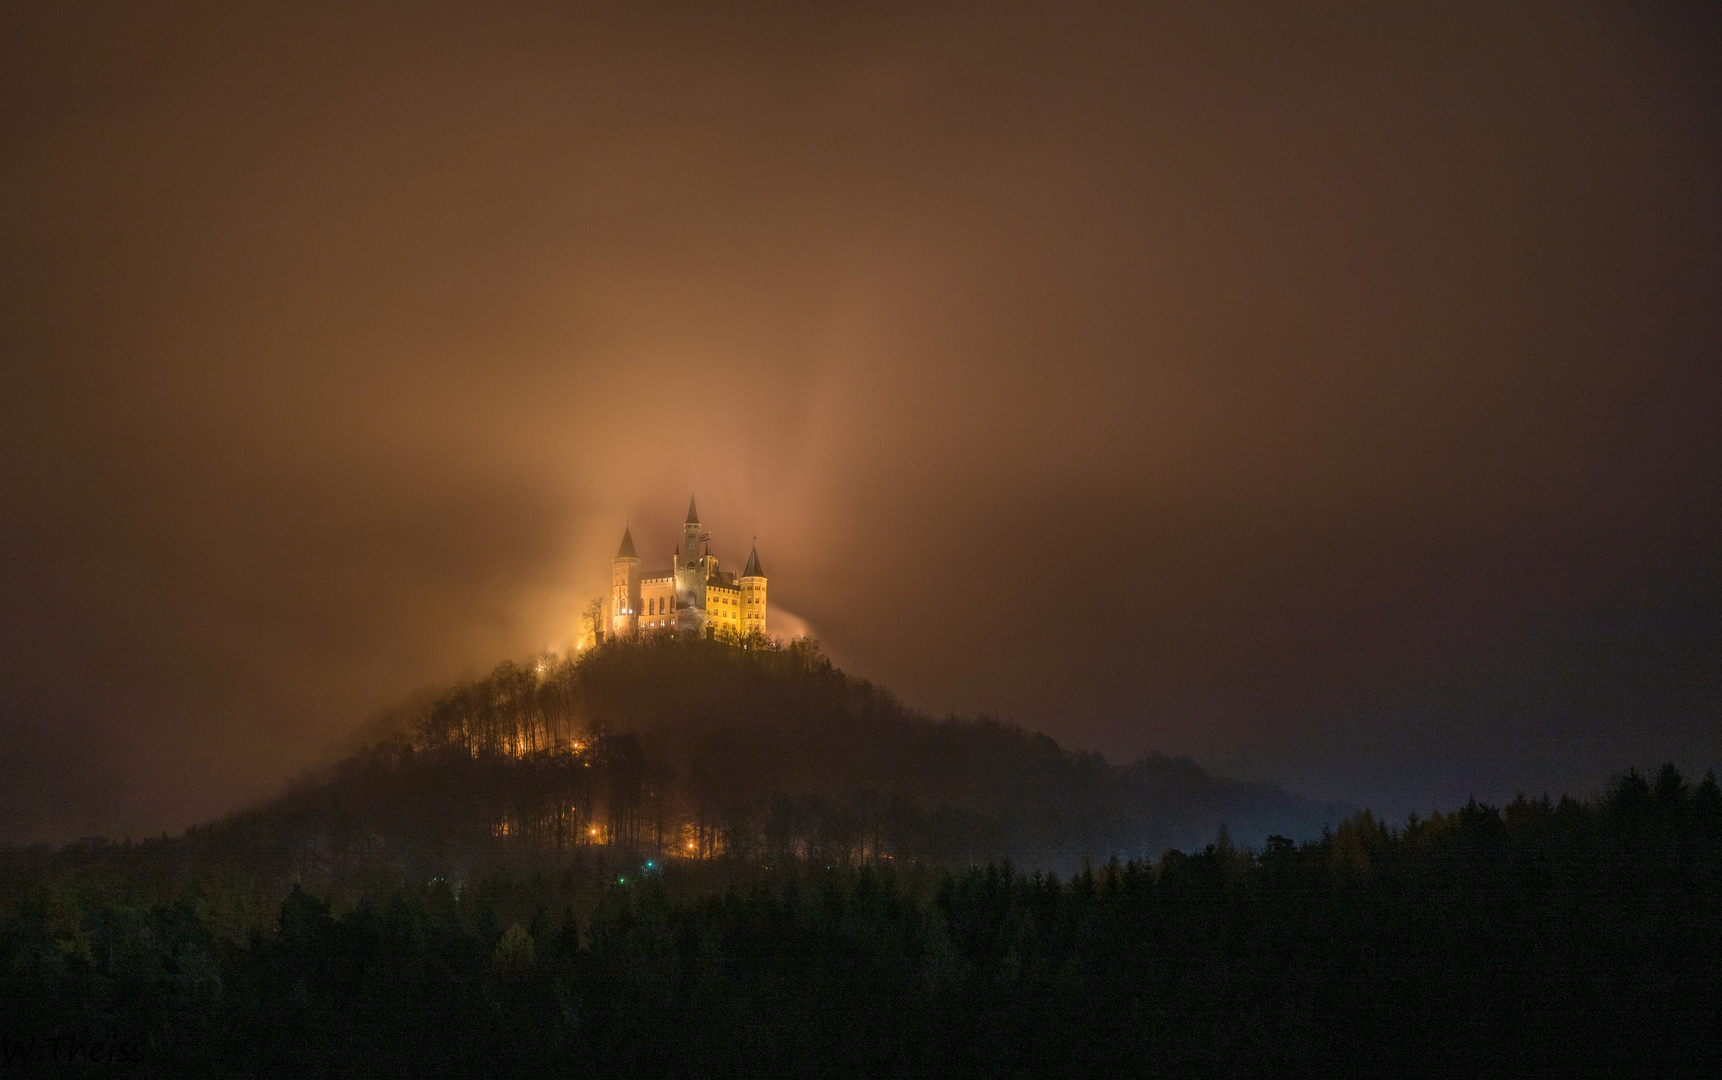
(2, 2, 1718, 841)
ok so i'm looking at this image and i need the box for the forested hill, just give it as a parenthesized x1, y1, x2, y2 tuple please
(6, 638, 1717, 1076)
(181, 635, 1340, 884)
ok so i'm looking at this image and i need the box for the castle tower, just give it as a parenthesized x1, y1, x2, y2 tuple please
(675, 495, 708, 636)
(609, 525, 640, 639)
(739, 540, 767, 638)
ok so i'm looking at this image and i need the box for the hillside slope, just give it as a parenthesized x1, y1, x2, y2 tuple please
(178, 636, 1339, 884)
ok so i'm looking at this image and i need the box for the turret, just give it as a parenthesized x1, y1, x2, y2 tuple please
(739, 540, 767, 639)
(609, 525, 641, 638)
(682, 495, 702, 567)
(675, 495, 708, 636)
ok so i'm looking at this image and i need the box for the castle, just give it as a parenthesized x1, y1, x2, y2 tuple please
(607, 496, 767, 641)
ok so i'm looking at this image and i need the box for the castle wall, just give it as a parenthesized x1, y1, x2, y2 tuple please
(639, 573, 676, 632)
(706, 578, 741, 638)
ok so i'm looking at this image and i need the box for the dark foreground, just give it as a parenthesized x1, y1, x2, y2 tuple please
(4, 767, 1719, 1078)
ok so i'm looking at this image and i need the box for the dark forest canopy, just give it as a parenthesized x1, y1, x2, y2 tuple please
(2, 764, 1718, 1076)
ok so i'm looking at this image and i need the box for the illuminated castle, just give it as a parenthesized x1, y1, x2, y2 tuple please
(607, 495, 767, 641)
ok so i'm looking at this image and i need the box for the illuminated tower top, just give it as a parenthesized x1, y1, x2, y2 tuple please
(682, 494, 701, 566)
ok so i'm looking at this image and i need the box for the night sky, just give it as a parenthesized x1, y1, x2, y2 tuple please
(3, 2, 1718, 843)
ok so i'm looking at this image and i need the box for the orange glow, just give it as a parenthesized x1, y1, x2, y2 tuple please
(0, 3, 1711, 848)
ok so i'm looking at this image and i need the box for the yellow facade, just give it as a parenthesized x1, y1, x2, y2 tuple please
(706, 578, 742, 638)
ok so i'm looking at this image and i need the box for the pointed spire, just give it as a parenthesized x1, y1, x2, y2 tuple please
(615, 525, 637, 560)
(743, 541, 764, 578)
(686, 493, 700, 524)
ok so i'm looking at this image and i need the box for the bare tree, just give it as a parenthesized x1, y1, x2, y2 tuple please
(582, 597, 605, 648)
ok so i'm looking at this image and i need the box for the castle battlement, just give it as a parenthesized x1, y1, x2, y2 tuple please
(608, 495, 767, 641)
